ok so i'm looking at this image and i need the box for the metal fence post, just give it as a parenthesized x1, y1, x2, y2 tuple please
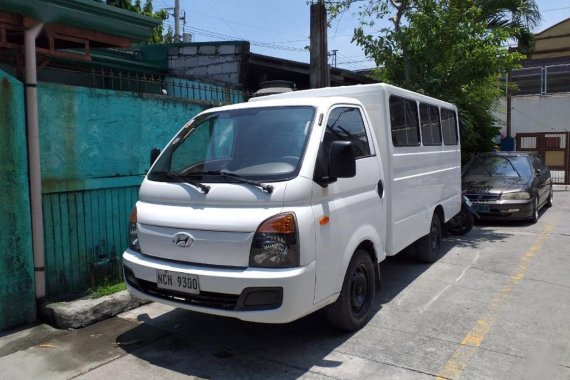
(544, 66, 548, 95)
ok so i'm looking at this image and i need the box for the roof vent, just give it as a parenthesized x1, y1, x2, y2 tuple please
(252, 80, 296, 97)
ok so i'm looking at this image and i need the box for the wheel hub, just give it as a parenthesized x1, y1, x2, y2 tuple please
(350, 265, 368, 313)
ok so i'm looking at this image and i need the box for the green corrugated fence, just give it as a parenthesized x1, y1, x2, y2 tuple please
(37, 82, 207, 300)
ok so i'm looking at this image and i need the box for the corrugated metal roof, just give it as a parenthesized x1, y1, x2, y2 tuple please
(0, 0, 159, 42)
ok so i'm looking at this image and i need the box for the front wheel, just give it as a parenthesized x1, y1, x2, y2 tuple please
(545, 186, 553, 208)
(448, 206, 474, 236)
(530, 197, 539, 224)
(415, 213, 442, 263)
(325, 250, 376, 331)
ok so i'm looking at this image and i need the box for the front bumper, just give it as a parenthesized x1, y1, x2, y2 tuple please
(122, 249, 320, 324)
(470, 199, 534, 220)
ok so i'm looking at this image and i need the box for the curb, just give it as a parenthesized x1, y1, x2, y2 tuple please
(39, 290, 150, 330)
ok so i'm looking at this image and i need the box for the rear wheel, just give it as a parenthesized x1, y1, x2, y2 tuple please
(415, 213, 442, 263)
(325, 249, 376, 331)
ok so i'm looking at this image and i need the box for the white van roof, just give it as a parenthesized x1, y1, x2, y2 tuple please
(249, 83, 456, 110)
(203, 95, 365, 114)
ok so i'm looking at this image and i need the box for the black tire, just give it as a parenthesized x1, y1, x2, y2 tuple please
(545, 186, 553, 208)
(325, 249, 376, 331)
(530, 197, 539, 224)
(415, 213, 442, 263)
(448, 206, 474, 236)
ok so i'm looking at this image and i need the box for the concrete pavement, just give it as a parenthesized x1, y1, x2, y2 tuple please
(1, 189, 569, 379)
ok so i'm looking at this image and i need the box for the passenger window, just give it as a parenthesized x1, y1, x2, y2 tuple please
(420, 103, 442, 146)
(531, 156, 544, 172)
(324, 107, 371, 158)
(441, 108, 458, 145)
(389, 96, 420, 147)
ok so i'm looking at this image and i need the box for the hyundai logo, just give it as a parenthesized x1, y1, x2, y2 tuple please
(173, 232, 194, 248)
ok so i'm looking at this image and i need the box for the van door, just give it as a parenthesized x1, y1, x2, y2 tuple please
(312, 105, 385, 304)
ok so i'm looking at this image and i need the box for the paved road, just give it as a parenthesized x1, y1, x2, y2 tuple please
(2, 189, 569, 380)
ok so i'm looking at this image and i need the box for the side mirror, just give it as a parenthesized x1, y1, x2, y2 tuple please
(329, 141, 356, 179)
(150, 147, 161, 166)
(535, 168, 542, 176)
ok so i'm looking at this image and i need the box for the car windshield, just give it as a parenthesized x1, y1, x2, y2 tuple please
(464, 156, 533, 178)
(149, 106, 315, 182)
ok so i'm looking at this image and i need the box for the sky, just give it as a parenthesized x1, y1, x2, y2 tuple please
(152, 0, 570, 71)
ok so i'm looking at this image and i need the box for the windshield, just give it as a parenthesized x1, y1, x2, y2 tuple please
(149, 106, 315, 182)
(464, 156, 533, 178)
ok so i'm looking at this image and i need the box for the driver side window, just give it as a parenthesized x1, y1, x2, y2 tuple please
(314, 107, 371, 180)
(324, 107, 371, 158)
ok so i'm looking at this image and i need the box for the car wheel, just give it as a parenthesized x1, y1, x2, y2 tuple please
(325, 249, 376, 331)
(530, 197, 539, 224)
(545, 186, 553, 208)
(448, 206, 474, 236)
(415, 213, 442, 263)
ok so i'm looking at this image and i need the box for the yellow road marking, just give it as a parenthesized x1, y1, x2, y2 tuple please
(435, 223, 555, 380)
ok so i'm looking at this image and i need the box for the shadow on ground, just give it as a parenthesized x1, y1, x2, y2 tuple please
(113, 227, 512, 379)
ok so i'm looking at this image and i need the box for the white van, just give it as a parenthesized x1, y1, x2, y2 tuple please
(123, 83, 461, 330)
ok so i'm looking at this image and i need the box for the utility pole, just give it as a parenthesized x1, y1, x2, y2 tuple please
(310, 0, 329, 88)
(174, 0, 181, 42)
(506, 71, 512, 138)
(330, 49, 338, 68)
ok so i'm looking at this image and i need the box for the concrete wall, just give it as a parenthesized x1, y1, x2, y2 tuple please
(168, 42, 249, 87)
(496, 94, 570, 138)
(0, 70, 36, 331)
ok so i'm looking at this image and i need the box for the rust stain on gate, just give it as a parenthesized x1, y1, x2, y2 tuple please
(516, 132, 570, 185)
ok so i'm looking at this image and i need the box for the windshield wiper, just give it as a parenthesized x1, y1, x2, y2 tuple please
(189, 170, 274, 193)
(504, 158, 522, 177)
(151, 171, 210, 194)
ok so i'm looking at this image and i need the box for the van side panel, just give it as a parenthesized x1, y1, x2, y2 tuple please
(385, 89, 461, 255)
(389, 147, 461, 254)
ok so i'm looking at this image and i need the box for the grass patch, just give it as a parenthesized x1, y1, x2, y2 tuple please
(88, 278, 126, 299)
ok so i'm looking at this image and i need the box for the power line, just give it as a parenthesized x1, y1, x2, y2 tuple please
(541, 6, 570, 12)
(187, 10, 306, 38)
(336, 52, 373, 70)
(165, 22, 308, 52)
(201, 0, 243, 39)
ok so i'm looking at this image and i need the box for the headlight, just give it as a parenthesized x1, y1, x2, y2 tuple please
(501, 191, 531, 200)
(128, 206, 140, 252)
(250, 213, 299, 268)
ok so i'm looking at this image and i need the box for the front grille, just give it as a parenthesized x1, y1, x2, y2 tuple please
(465, 193, 500, 202)
(133, 278, 239, 310)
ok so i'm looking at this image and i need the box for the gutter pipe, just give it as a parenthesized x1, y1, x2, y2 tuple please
(24, 22, 45, 300)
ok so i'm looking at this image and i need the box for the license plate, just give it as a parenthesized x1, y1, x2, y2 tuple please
(474, 203, 490, 212)
(156, 270, 200, 294)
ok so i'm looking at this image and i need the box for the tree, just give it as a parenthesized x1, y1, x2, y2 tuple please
(328, 0, 540, 159)
(93, 0, 169, 44)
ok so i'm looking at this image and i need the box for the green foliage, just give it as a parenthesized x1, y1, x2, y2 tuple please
(87, 277, 126, 299)
(327, 0, 540, 160)
(93, 0, 170, 44)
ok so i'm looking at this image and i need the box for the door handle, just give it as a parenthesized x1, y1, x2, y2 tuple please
(377, 180, 384, 198)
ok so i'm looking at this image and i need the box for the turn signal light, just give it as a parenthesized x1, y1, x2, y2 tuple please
(257, 213, 296, 234)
